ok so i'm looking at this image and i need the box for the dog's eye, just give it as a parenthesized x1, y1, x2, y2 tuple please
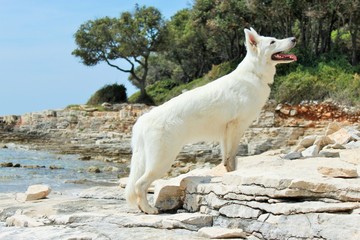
(270, 40, 276, 45)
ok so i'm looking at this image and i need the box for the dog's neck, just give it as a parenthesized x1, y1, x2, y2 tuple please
(237, 53, 277, 85)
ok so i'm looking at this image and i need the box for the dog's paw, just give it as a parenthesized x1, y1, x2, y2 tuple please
(141, 205, 159, 215)
(224, 158, 236, 172)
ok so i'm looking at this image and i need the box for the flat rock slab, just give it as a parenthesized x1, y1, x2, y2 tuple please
(318, 166, 358, 178)
(227, 155, 360, 202)
(180, 152, 360, 240)
(198, 226, 247, 239)
(0, 187, 210, 240)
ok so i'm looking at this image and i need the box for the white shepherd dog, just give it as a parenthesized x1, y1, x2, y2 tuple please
(125, 28, 297, 214)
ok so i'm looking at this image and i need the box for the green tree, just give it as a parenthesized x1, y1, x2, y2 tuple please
(165, 9, 213, 82)
(192, 0, 251, 61)
(72, 5, 166, 103)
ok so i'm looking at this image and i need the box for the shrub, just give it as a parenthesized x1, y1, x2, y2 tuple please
(87, 84, 127, 105)
(273, 58, 360, 106)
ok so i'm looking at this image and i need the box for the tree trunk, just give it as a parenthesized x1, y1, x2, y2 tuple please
(351, 28, 358, 65)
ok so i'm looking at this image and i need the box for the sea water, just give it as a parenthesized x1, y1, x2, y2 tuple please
(0, 146, 127, 193)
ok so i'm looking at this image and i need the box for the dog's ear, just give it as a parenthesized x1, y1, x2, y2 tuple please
(244, 28, 259, 50)
(250, 27, 259, 35)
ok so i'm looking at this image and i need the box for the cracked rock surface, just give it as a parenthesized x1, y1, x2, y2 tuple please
(0, 187, 210, 240)
(180, 152, 360, 240)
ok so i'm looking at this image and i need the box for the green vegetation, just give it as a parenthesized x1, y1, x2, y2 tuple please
(128, 61, 237, 104)
(74, 0, 360, 106)
(273, 58, 360, 105)
(87, 84, 127, 105)
(72, 5, 165, 102)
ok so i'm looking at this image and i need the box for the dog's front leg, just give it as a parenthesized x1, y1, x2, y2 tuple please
(222, 120, 244, 172)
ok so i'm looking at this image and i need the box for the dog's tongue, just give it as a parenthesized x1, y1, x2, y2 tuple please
(272, 53, 297, 61)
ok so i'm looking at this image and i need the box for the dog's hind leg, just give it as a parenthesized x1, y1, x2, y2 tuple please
(135, 141, 181, 214)
(135, 171, 162, 214)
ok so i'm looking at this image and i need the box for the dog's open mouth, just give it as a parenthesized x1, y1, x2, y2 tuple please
(271, 52, 297, 61)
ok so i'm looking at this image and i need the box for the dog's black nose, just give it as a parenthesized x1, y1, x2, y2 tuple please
(291, 37, 296, 43)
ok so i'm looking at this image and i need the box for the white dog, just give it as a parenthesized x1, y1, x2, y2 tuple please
(125, 28, 297, 214)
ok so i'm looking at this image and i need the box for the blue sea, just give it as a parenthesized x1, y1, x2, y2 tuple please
(0, 146, 127, 193)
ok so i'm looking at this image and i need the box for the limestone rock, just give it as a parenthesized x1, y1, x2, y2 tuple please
(301, 145, 319, 157)
(340, 149, 360, 165)
(345, 141, 360, 149)
(154, 165, 227, 211)
(328, 128, 352, 145)
(314, 135, 334, 148)
(154, 178, 184, 211)
(88, 166, 101, 173)
(198, 226, 246, 239)
(161, 212, 213, 231)
(318, 166, 358, 178)
(219, 204, 261, 219)
(23, 184, 51, 201)
(0, 162, 13, 167)
(297, 135, 317, 149)
(283, 151, 302, 160)
(119, 177, 128, 188)
(222, 156, 360, 202)
(79, 186, 124, 200)
(319, 149, 340, 158)
(6, 214, 44, 227)
(325, 122, 341, 136)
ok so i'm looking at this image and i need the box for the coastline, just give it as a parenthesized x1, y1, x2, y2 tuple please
(1, 102, 360, 239)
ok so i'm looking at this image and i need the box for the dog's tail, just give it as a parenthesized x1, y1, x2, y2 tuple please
(125, 121, 146, 208)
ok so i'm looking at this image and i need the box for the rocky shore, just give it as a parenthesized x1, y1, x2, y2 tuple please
(1, 101, 360, 239)
(1, 101, 348, 173)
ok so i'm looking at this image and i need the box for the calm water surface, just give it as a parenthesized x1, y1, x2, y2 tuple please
(0, 146, 127, 193)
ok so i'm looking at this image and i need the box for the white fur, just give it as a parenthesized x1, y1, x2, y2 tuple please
(125, 28, 296, 214)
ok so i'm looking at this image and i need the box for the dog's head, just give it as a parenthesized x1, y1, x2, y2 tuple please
(244, 28, 297, 64)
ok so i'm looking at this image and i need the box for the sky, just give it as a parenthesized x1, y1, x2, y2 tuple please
(0, 0, 191, 115)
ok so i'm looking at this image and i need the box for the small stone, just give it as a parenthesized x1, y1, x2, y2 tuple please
(325, 122, 341, 136)
(319, 150, 340, 158)
(88, 166, 101, 173)
(0, 162, 13, 167)
(198, 226, 247, 239)
(283, 151, 302, 160)
(318, 166, 358, 178)
(344, 127, 360, 141)
(301, 145, 319, 157)
(275, 104, 283, 111)
(280, 108, 290, 115)
(103, 166, 119, 172)
(328, 128, 352, 145)
(345, 141, 360, 149)
(79, 156, 92, 161)
(49, 165, 64, 170)
(297, 135, 317, 148)
(314, 136, 334, 149)
(328, 143, 346, 149)
(13, 163, 21, 168)
(119, 177, 128, 188)
(24, 184, 51, 201)
(289, 109, 297, 116)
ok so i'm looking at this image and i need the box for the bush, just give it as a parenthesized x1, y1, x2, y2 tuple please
(87, 84, 127, 105)
(273, 58, 360, 106)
